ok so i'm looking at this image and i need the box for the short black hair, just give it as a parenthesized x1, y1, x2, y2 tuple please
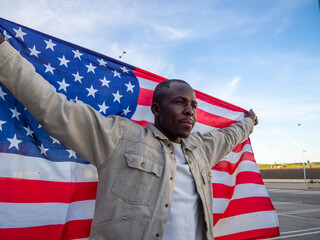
(152, 79, 191, 104)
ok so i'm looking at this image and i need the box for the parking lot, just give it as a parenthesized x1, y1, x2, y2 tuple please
(266, 184, 320, 239)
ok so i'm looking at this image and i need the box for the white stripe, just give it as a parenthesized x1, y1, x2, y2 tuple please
(131, 105, 154, 123)
(221, 144, 253, 164)
(212, 183, 270, 213)
(0, 200, 95, 228)
(196, 98, 244, 120)
(0, 152, 98, 182)
(211, 160, 260, 186)
(137, 77, 157, 91)
(213, 211, 279, 237)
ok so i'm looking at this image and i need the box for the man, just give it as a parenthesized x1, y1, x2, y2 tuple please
(0, 34, 257, 240)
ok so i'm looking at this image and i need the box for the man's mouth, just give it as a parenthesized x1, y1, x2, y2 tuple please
(179, 119, 194, 128)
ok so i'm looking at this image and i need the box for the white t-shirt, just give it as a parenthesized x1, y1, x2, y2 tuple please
(162, 142, 203, 240)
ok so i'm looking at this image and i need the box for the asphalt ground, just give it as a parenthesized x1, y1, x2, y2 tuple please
(265, 182, 320, 240)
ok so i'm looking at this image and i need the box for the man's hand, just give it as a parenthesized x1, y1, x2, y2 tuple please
(0, 33, 5, 44)
(245, 109, 258, 126)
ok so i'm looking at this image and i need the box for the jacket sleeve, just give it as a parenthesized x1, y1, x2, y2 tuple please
(199, 117, 254, 168)
(0, 41, 125, 168)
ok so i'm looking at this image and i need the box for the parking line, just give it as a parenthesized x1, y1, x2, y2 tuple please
(270, 230, 320, 239)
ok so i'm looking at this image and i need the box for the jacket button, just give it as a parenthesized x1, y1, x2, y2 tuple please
(156, 233, 160, 238)
(140, 162, 146, 167)
(209, 173, 212, 177)
(188, 160, 192, 165)
(165, 203, 169, 208)
(170, 151, 174, 155)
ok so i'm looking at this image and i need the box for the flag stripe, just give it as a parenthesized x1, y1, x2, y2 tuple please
(0, 219, 93, 240)
(0, 152, 97, 182)
(213, 211, 279, 238)
(213, 197, 275, 224)
(0, 177, 97, 203)
(212, 183, 270, 213)
(211, 167, 262, 186)
(214, 227, 280, 240)
(212, 152, 255, 175)
(0, 201, 95, 228)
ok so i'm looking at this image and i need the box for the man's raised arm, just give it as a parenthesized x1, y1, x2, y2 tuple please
(0, 33, 124, 168)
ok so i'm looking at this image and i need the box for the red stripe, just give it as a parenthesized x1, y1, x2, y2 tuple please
(137, 88, 154, 106)
(212, 152, 255, 175)
(0, 219, 92, 240)
(212, 172, 264, 199)
(214, 227, 280, 240)
(232, 138, 251, 153)
(195, 90, 246, 112)
(134, 68, 167, 82)
(131, 119, 150, 126)
(0, 177, 97, 203)
(213, 197, 275, 225)
(197, 108, 236, 128)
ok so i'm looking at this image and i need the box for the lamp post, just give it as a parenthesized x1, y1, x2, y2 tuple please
(297, 123, 307, 184)
(119, 51, 126, 61)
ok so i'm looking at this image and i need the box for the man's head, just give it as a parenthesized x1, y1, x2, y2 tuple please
(151, 79, 197, 143)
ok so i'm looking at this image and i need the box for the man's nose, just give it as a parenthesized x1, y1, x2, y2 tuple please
(184, 104, 195, 116)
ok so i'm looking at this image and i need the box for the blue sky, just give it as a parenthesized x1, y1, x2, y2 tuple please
(1, 0, 319, 164)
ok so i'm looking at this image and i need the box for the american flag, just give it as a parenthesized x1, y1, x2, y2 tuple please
(0, 18, 279, 240)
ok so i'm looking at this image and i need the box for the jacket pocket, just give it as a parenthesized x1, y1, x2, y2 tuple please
(111, 152, 164, 206)
(92, 215, 146, 240)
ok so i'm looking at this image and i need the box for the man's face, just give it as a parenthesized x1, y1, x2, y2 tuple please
(153, 82, 197, 143)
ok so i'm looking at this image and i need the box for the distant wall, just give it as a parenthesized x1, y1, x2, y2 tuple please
(260, 167, 320, 179)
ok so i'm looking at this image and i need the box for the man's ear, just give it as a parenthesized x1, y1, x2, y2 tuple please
(151, 102, 160, 117)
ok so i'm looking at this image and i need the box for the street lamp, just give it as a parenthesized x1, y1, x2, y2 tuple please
(297, 123, 307, 184)
(119, 51, 126, 61)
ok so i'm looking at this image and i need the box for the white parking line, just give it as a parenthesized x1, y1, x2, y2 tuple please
(270, 230, 320, 239)
(277, 208, 320, 215)
(281, 227, 320, 235)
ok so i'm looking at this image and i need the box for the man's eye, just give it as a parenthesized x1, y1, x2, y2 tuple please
(176, 100, 183, 104)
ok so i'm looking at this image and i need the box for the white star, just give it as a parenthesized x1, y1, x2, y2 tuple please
(100, 77, 110, 87)
(38, 124, 42, 129)
(72, 71, 83, 83)
(44, 39, 56, 51)
(10, 107, 21, 121)
(125, 82, 135, 93)
(112, 70, 121, 78)
(7, 134, 22, 150)
(50, 136, 60, 144)
(0, 87, 7, 100)
(13, 27, 27, 41)
(28, 45, 41, 58)
(112, 90, 123, 103)
(58, 55, 70, 67)
(122, 106, 132, 116)
(66, 149, 77, 159)
(86, 85, 98, 98)
(43, 63, 55, 74)
(86, 62, 97, 73)
(57, 79, 70, 92)
(72, 49, 83, 60)
(98, 101, 109, 114)
(97, 58, 107, 66)
(38, 144, 49, 156)
(24, 126, 34, 137)
(3, 30, 12, 41)
(0, 120, 6, 131)
(120, 66, 130, 74)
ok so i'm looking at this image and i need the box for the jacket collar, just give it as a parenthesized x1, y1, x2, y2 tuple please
(146, 123, 197, 151)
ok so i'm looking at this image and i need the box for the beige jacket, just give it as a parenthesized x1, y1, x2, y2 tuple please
(0, 41, 254, 240)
